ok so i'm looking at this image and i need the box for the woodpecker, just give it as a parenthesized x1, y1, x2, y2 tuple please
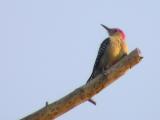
(87, 24, 128, 105)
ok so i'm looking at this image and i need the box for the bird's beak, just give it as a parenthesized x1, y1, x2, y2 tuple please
(101, 24, 111, 33)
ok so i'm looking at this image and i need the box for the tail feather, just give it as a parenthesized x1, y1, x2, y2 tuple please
(87, 71, 98, 105)
(87, 71, 96, 84)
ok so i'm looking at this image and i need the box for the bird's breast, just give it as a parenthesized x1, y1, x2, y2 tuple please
(108, 39, 121, 58)
(101, 39, 122, 67)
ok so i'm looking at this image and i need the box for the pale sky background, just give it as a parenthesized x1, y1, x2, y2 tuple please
(0, 0, 160, 120)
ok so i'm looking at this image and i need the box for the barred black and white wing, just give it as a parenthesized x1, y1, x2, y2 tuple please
(87, 38, 110, 83)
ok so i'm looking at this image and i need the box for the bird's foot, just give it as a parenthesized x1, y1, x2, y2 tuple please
(120, 53, 128, 60)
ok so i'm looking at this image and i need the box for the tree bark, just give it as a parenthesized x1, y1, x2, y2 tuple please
(21, 48, 143, 120)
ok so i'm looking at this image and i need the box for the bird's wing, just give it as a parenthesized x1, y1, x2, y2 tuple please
(87, 38, 110, 83)
(93, 38, 110, 71)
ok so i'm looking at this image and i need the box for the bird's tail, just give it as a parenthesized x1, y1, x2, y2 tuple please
(87, 71, 99, 105)
(88, 98, 96, 105)
(86, 71, 96, 84)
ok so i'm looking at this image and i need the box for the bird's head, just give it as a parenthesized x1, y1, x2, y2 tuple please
(101, 24, 126, 40)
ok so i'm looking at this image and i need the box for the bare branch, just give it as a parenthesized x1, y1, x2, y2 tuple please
(21, 48, 143, 120)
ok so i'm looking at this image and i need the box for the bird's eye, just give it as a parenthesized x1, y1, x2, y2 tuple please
(114, 29, 118, 32)
(112, 29, 118, 33)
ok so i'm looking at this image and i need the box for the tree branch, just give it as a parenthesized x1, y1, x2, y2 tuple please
(21, 48, 143, 120)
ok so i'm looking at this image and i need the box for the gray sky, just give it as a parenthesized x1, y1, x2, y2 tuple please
(0, 0, 159, 120)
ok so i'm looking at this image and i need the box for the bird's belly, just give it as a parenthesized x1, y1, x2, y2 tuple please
(100, 42, 122, 68)
(109, 43, 122, 60)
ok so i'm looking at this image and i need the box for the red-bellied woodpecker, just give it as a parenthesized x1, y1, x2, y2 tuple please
(87, 24, 128, 105)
